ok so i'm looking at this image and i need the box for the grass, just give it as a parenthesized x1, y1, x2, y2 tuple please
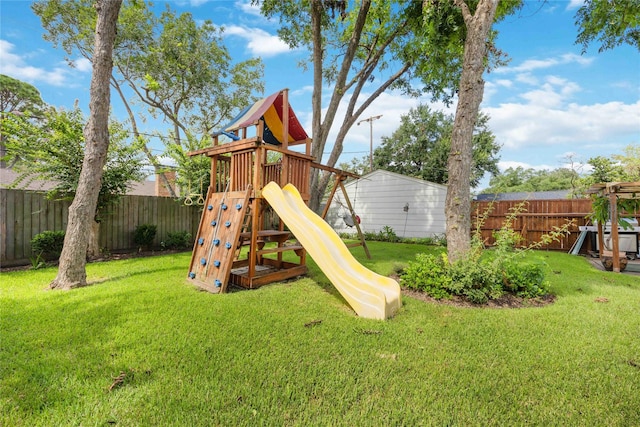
(1, 242, 639, 426)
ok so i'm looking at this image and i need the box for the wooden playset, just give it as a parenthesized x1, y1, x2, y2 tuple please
(186, 89, 366, 293)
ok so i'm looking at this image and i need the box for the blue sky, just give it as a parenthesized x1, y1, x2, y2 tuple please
(1, 0, 638, 190)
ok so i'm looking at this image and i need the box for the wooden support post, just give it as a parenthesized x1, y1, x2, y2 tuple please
(321, 174, 343, 220)
(248, 197, 260, 281)
(610, 192, 620, 272)
(249, 145, 265, 281)
(210, 155, 217, 192)
(282, 89, 290, 150)
(597, 220, 604, 259)
(281, 89, 290, 189)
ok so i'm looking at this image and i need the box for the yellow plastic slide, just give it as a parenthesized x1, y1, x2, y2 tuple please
(262, 182, 401, 320)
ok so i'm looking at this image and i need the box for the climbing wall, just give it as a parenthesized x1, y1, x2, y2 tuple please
(187, 188, 251, 293)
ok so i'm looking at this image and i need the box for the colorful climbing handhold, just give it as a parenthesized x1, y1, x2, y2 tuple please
(214, 279, 222, 287)
(198, 237, 205, 245)
(200, 258, 206, 265)
(222, 204, 228, 210)
(225, 242, 232, 249)
(214, 260, 221, 267)
(213, 239, 220, 246)
(211, 220, 217, 226)
(225, 221, 231, 227)
(236, 203, 242, 210)
(207, 205, 213, 211)
(189, 272, 195, 279)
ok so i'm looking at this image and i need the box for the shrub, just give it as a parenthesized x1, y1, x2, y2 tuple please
(30, 230, 65, 260)
(377, 226, 399, 242)
(448, 256, 504, 303)
(133, 224, 157, 251)
(502, 261, 549, 298)
(402, 202, 570, 304)
(363, 231, 378, 241)
(161, 231, 192, 250)
(401, 253, 452, 300)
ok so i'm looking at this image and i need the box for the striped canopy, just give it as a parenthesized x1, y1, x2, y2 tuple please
(220, 90, 309, 145)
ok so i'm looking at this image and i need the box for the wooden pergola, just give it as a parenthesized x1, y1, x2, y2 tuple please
(586, 181, 640, 272)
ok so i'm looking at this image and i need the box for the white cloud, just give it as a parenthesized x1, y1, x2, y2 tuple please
(304, 89, 457, 163)
(291, 85, 313, 97)
(0, 39, 68, 86)
(519, 76, 582, 107)
(484, 79, 514, 104)
(71, 57, 92, 72)
(494, 79, 513, 88)
(223, 25, 292, 57)
(515, 73, 539, 86)
(234, 0, 263, 17)
(566, 0, 584, 11)
(495, 52, 594, 74)
(174, 0, 213, 6)
(485, 100, 640, 150)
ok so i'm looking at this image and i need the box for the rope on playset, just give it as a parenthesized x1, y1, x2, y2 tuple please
(184, 177, 206, 206)
(335, 180, 361, 228)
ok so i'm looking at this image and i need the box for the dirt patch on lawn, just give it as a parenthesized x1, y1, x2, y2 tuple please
(400, 286, 556, 309)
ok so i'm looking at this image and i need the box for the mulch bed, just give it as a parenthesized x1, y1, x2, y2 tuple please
(401, 287, 556, 309)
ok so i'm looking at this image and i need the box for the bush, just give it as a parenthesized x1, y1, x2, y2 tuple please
(31, 230, 65, 260)
(401, 253, 452, 300)
(401, 201, 569, 304)
(448, 257, 504, 303)
(133, 224, 157, 251)
(502, 261, 549, 298)
(402, 252, 545, 304)
(377, 226, 399, 242)
(161, 231, 192, 250)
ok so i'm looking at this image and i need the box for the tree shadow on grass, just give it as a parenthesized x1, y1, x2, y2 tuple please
(86, 264, 186, 286)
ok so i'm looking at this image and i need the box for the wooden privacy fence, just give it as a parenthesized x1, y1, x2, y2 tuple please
(471, 199, 593, 251)
(0, 189, 202, 267)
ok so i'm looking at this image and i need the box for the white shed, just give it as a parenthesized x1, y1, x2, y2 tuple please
(325, 169, 447, 238)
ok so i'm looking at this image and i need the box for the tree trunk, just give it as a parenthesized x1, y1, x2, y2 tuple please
(50, 0, 122, 289)
(309, 0, 324, 212)
(308, 0, 372, 213)
(445, 0, 498, 262)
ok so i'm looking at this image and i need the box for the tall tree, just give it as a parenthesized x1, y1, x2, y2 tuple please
(50, 0, 122, 290)
(33, 0, 264, 199)
(373, 105, 499, 186)
(0, 75, 45, 167)
(441, 0, 520, 262)
(0, 74, 44, 115)
(127, 6, 263, 195)
(1, 105, 145, 256)
(577, 145, 640, 194)
(483, 167, 579, 194)
(338, 155, 370, 176)
(575, 0, 640, 53)
(257, 0, 463, 211)
(612, 144, 640, 181)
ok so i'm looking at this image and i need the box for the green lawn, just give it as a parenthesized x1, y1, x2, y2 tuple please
(1, 242, 639, 426)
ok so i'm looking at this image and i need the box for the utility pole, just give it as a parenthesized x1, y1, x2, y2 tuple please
(357, 114, 382, 172)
